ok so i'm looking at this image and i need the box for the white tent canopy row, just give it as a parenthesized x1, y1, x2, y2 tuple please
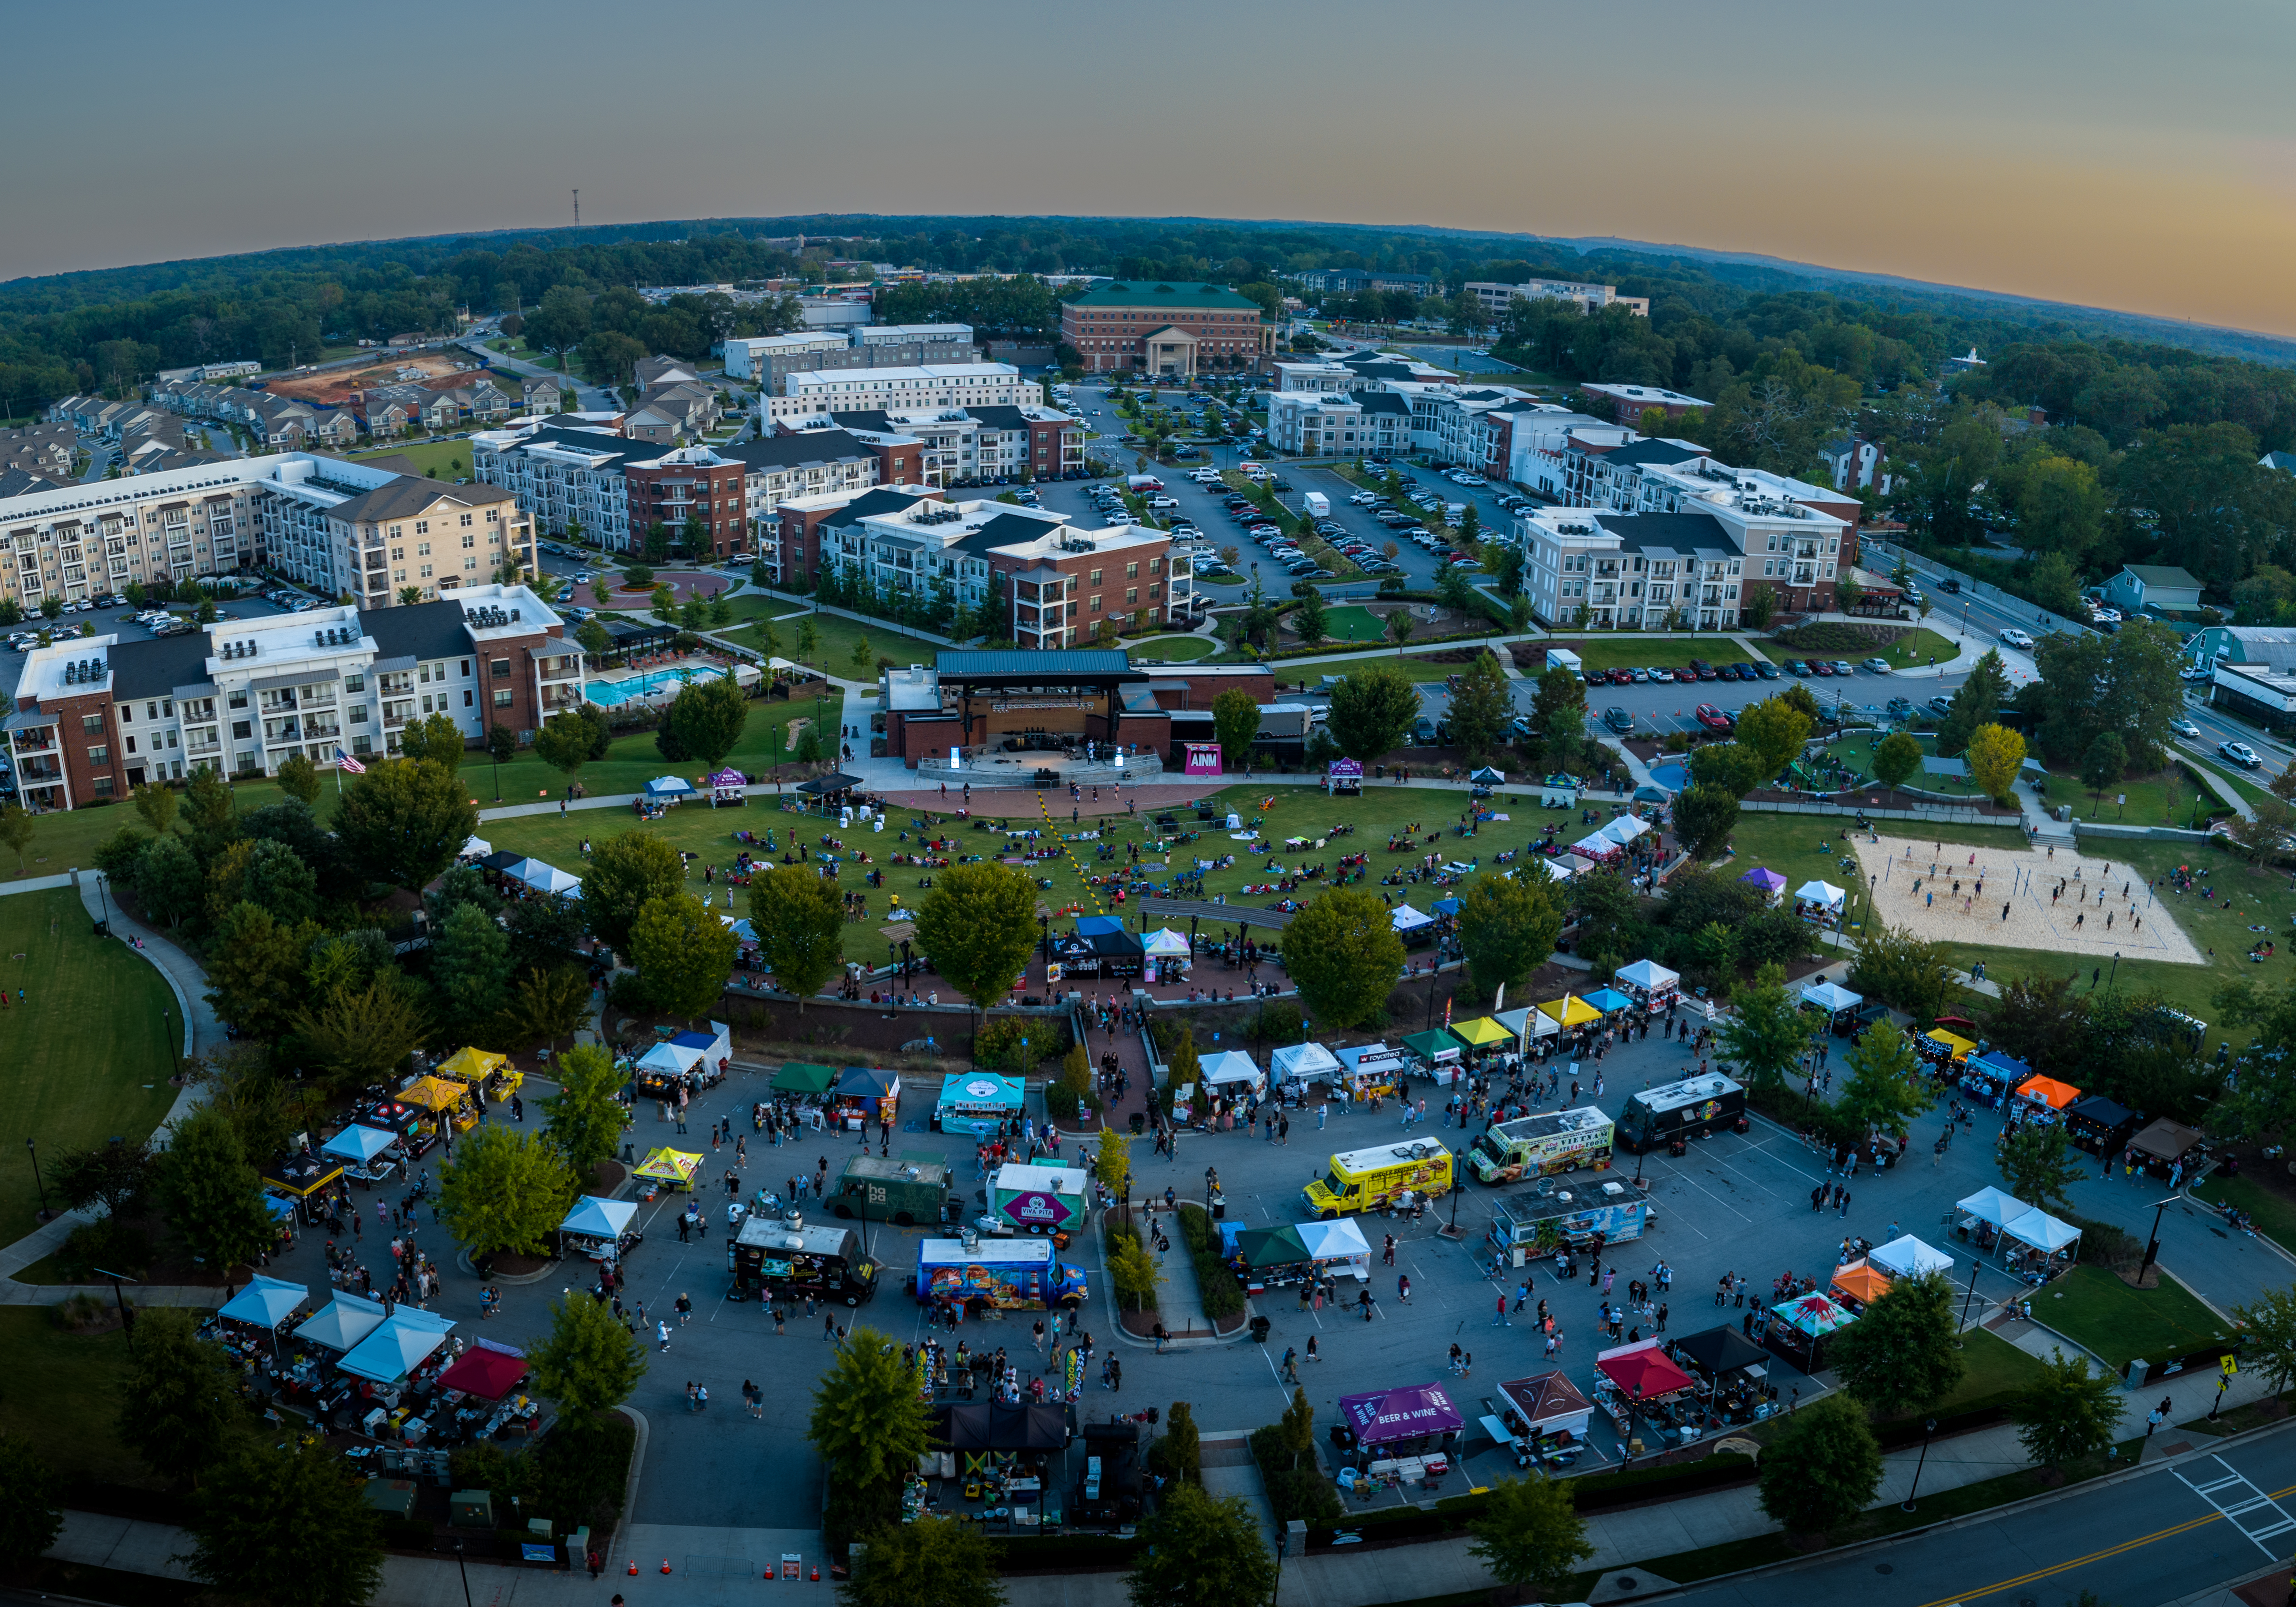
(1200, 1050, 1264, 1089)
(507, 858, 583, 897)
(1801, 980, 1862, 1013)
(218, 1273, 310, 1329)
(1795, 880, 1846, 910)
(1869, 1235, 1954, 1279)
(1955, 1187, 2080, 1255)
(1271, 1041, 1342, 1082)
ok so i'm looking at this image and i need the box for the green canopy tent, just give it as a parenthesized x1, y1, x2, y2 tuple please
(772, 1062, 838, 1095)
(1234, 1225, 1313, 1270)
(1401, 1028, 1465, 1067)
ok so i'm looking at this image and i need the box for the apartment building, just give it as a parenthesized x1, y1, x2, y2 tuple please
(623, 446, 748, 559)
(726, 325, 977, 388)
(0, 424, 76, 479)
(1058, 282, 1272, 375)
(780, 488, 1191, 645)
(762, 363, 1039, 425)
(473, 423, 686, 552)
(1576, 382, 1711, 425)
(1264, 389, 1411, 456)
(1297, 269, 1434, 295)
(724, 431, 879, 581)
(1465, 280, 1650, 318)
(5, 582, 579, 809)
(1374, 381, 1539, 464)
(1269, 362, 1358, 395)
(265, 471, 532, 605)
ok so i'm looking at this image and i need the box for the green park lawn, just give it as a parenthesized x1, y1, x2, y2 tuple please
(2188, 1172, 2296, 1259)
(2039, 1264, 2232, 1372)
(1865, 627, 1962, 669)
(0, 888, 181, 1237)
(719, 611, 944, 678)
(0, 1311, 144, 1485)
(346, 439, 476, 480)
(1920, 1324, 2049, 1415)
(1132, 635, 1218, 662)
(1321, 605, 1391, 643)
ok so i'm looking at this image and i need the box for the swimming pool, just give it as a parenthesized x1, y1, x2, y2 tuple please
(585, 664, 726, 707)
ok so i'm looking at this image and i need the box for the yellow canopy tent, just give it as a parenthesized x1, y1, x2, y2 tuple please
(399, 1076, 470, 1113)
(1449, 1017, 1514, 1049)
(634, 1148, 703, 1188)
(1924, 1029, 1976, 1063)
(1538, 995, 1602, 1028)
(436, 1047, 510, 1083)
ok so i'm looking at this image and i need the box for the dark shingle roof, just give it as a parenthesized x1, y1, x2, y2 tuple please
(827, 488, 937, 523)
(724, 430, 874, 473)
(1066, 283, 1259, 311)
(362, 599, 474, 664)
(1599, 439, 1706, 469)
(1353, 391, 1411, 416)
(966, 405, 1031, 431)
(109, 632, 216, 700)
(957, 512, 1062, 552)
(1592, 510, 1730, 549)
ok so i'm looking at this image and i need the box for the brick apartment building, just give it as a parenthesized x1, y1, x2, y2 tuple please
(624, 450, 749, 558)
(1059, 282, 1274, 376)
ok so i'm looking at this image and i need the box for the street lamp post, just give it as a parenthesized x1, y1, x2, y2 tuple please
(2138, 1192, 2178, 1280)
(1899, 1417, 1939, 1511)
(453, 1540, 473, 1607)
(26, 1136, 50, 1222)
(95, 1267, 140, 1357)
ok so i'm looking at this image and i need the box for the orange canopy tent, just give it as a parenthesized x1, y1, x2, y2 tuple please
(1830, 1261, 1893, 1305)
(2016, 1076, 2081, 1111)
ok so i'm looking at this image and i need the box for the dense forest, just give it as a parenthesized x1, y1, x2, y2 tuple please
(4, 211, 2292, 606)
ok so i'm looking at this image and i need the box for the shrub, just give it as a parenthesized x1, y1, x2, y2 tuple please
(2070, 1214, 2143, 1271)
(534, 1414, 636, 1530)
(973, 1017, 1068, 1073)
(56, 1216, 152, 1282)
(1249, 1425, 1343, 1527)
(1176, 1203, 1245, 1320)
(605, 972, 654, 1014)
(1256, 1002, 1303, 1043)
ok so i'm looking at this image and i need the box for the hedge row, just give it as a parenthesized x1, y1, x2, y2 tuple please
(1175, 1203, 1247, 1320)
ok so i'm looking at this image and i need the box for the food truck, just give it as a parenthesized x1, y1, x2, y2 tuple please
(831, 1155, 955, 1226)
(1615, 1074, 1745, 1154)
(991, 1163, 1093, 1238)
(1301, 1141, 1454, 1220)
(915, 1235, 1089, 1312)
(932, 1074, 1025, 1136)
(1487, 1182, 1653, 1264)
(728, 1216, 878, 1305)
(1468, 1107, 1615, 1184)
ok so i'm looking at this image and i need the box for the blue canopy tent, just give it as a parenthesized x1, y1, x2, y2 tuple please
(1074, 915, 1126, 937)
(645, 775, 696, 800)
(1580, 987, 1633, 1013)
(320, 1124, 399, 1165)
(218, 1274, 310, 1331)
(1432, 897, 1461, 917)
(336, 1308, 456, 1385)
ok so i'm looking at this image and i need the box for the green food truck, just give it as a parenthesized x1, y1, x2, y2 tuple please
(1467, 1106, 1614, 1184)
(831, 1155, 956, 1227)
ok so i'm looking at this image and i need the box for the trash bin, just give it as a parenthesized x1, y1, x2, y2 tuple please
(1130, 1112, 1145, 1135)
(1213, 1197, 1226, 1220)
(1250, 1315, 1271, 1344)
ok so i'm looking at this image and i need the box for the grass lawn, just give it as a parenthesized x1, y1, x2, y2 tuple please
(1871, 627, 1962, 668)
(719, 611, 944, 677)
(1322, 605, 1391, 644)
(2031, 763, 2233, 830)
(1132, 635, 1217, 662)
(1562, 639, 1759, 673)
(0, 1310, 147, 1485)
(2041, 1263, 2232, 1371)
(2187, 1172, 2296, 1258)
(1922, 1325, 2048, 1413)
(0, 888, 180, 1236)
(346, 439, 475, 480)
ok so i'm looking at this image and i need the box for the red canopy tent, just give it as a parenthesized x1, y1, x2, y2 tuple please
(1596, 1344, 1694, 1399)
(435, 1343, 529, 1400)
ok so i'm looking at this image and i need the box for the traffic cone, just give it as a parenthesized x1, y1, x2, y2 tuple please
(627, 1561, 638, 1575)
(809, 1565, 820, 1581)
(661, 1559, 673, 1574)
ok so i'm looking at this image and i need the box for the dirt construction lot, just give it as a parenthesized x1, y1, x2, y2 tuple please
(1851, 833, 2205, 965)
(262, 352, 470, 406)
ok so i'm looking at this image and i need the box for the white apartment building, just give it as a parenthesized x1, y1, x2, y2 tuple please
(1375, 380, 1539, 464)
(1269, 362, 1358, 395)
(5, 583, 579, 809)
(763, 363, 1040, 425)
(1265, 389, 1412, 456)
(723, 324, 976, 387)
(1465, 280, 1650, 318)
(724, 429, 879, 569)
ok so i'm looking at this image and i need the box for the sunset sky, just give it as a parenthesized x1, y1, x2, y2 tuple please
(9, 0, 2291, 333)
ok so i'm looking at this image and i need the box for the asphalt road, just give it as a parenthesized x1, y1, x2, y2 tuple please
(1677, 1419, 2296, 1607)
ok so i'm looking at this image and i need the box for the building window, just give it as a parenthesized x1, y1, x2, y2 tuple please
(87, 745, 109, 766)
(80, 713, 103, 734)
(493, 689, 514, 709)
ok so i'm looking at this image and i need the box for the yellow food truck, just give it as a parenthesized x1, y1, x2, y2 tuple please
(1301, 1141, 1454, 1220)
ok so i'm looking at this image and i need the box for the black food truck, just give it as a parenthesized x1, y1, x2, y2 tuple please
(1615, 1073, 1747, 1154)
(728, 1214, 879, 1306)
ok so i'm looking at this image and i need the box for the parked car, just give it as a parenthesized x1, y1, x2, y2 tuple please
(1694, 703, 1734, 731)
(1862, 658, 1894, 674)
(1886, 697, 1916, 719)
(1753, 661, 1781, 679)
(2170, 718, 2202, 739)
(2221, 741, 2262, 768)
(1927, 695, 1955, 715)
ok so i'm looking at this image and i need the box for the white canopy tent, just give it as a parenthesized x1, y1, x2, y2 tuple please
(1142, 929, 1191, 958)
(1869, 1235, 1955, 1279)
(561, 1196, 639, 1241)
(1390, 904, 1435, 934)
(1271, 1041, 1342, 1084)
(514, 861, 583, 896)
(1956, 1186, 2029, 1229)
(646, 775, 696, 798)
(1296, 1217, 1373, 1278)
(1200, 1050, 1264, 1089)
(1570, 831, 1624, 857)
(1616, 959, 1679, 997)
(1526, 857, 1574, 883)
(1602, 815, 1651, 846)
(1794, 880, 1846, 911)
(1494, 1006, 1559, 1045)
(295, 1297, 388, 1354)
(2003, 1209, 2081, 1255)
(218, 1274, 311, 1330)
(636, 1041, 706, 1079)
(461, 835, 492, 858)
(1801, 980, 1863, 1013)
(336, 1308, 456, 1385)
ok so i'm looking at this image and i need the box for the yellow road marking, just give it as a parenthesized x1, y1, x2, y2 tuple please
(1909, 1477, 2296, 1607)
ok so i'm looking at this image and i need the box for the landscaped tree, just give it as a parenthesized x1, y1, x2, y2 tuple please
(0, 1437, 61, 1572)
(1846, 920, 1958, 1022)
(1328, 663, 1418, 762)
(1827, 1270, 1965, 1418)
(1211, 686, 1259, 771)
(2081, 731, 2128, 817)
(1965, 722, 2027, 805)
(1455, 872, 1562, 1002)
(914, 863, 1040, 1027)
(399, 711, 465, 772)
(0, 803, 36, 876)
(205, 836, 319, 929)
(2233, 1285, 2296, 1399)
(438, 1124, 579, 1261)
(1734, 696, 1813, 783)
(1687, 741, 1764, 798)
(2010, 1351, 2125, 1469)
(1872, 730, 1924, 792)
(1282, 887, 1407, 1030)
(1755, 1395, 1881, 1538)
(485, 722, 519, 798)
(501, 964, 592, 1052)
(117, 1306, 241, 1490)
(204, 902, 318, 1040)
(583, 830, 686, 951)
(1998, 1121, 2084, 1216)
(810, 1326, 935, 1545)
(1835, 1019, 1935, 1138)
(1446, 650, 1512, 762)
(1467, 1475, 1596, 1603)
(132, 780, 179, 837)
(1934, 648, 2011, 758)
(185, 1441, 382, 1607)
(1290, 585, 1328, 650)
(533, 703, 613, 787)
(179, 765, 238, 863)
(628, 892, 738, 1022)
(1529, 665, 1585, 750)
(151, 1104, 276, 1276)
(529, 1290, 648, 1421)
(543, 1043, 628, 1183)
(1124, 1481, 1275, 1607)
(1672, 783, 1740, 862)
(52, 1137, 155, 1222)
(333, 758, 478, 893)
(749, 868, 845, 1010)
(1715, 961, 1815, 1096)
(433, 898, 515, 1032)
(667, 675, 749, 768)
(292, 974, 429, 1096)
(844, 1514, 1006, 1607)
(274, 752, 320, 806)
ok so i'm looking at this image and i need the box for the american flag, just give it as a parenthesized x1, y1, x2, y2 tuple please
(335, 747, 366, 775)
